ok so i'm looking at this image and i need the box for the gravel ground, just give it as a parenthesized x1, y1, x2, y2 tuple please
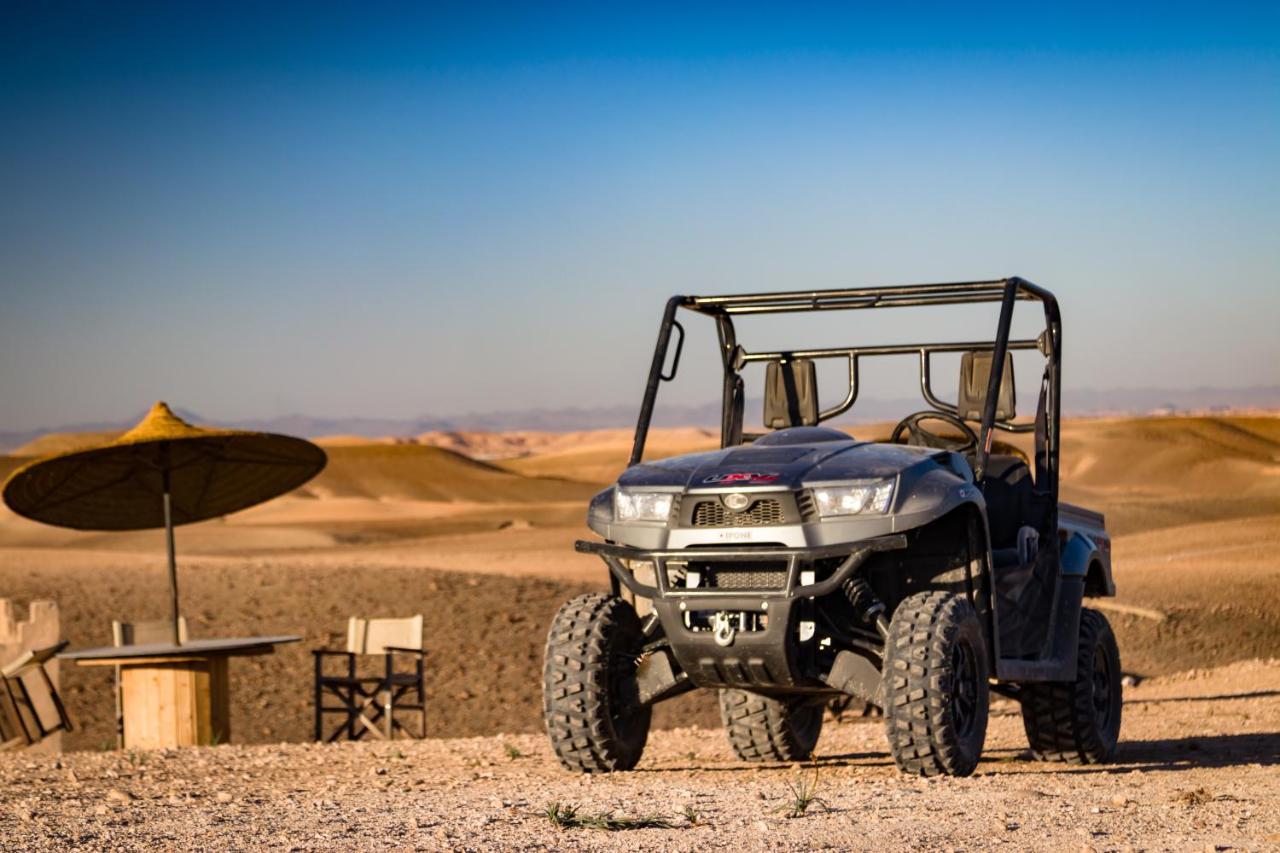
(1, 660, 1277, 851)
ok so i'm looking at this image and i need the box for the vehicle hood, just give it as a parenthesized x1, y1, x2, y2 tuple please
(617, 434, 937, 492)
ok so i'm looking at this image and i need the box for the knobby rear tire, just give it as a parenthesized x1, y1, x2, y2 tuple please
(1019, 608, 1122, 764)
(542, 593, 651, 773)
(718, 688, 824, 762)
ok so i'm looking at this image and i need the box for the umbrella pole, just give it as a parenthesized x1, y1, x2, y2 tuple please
(163, 471, 181, 646)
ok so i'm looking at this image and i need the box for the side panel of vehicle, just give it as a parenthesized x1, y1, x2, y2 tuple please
(1059, 502, 1115, 597)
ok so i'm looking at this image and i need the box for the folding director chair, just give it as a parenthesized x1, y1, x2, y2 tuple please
(313, 615, 426, 742)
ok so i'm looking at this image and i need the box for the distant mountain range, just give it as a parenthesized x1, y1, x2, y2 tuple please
(2, 385, 1278, 454)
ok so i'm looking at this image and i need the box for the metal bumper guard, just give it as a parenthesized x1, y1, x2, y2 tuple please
(576, 535, 906, 695)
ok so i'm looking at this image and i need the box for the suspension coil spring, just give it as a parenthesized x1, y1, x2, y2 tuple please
(842, 574, 889, 637)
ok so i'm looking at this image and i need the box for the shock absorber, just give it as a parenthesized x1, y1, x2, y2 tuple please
(842, 574, 889, 637)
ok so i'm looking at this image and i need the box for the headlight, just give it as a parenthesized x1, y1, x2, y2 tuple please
(811, 480, 895, 517)
(614, 490, 675, 522)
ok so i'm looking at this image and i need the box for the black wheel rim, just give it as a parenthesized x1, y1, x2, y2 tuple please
(951, 638, 979, 737)
(1091, 645, 1113, 729)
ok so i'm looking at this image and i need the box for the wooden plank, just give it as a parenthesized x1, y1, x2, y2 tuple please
(121, 665, 157, 749)
(159, 666, 180, 742)
(172, 664, 196, 747)
(209, 657, 229, 745)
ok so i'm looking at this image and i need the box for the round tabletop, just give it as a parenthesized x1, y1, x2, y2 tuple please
(59, 635, 301, 665)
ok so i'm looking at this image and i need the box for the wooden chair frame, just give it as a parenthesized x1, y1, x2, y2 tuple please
(0, 641, 72, 749)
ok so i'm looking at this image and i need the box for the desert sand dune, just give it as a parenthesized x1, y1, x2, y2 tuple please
(301, 443, 599, 503)
(499, 426, 719, 483)
(7, 430, 124, 458)
(414, 429, 578, 459)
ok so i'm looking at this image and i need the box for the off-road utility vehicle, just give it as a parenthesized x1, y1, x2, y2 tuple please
(543, 278, 1121, 777)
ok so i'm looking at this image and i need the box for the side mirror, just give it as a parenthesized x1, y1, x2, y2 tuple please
(958, 351, 1016, 421)
(763, 359, 819, 428)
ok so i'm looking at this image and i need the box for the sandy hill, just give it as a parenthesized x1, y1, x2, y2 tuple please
(414, 430, 574, 459)
(500, 427, 719, 483)
(8, 430, 123, 458)
(312, 434, 401, 447)
(495, 415, 1280, 535)
(0, 455, 24, 483)
(7, 416, 1280, 533)
(301, 443, 598, 503)
(1040, 416, 1280, 534)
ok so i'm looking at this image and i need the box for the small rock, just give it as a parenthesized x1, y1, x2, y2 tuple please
(93, 805, 110, 817)
(106, 789, 132, 804)
(1121, 674, 1138, 687)
(1111, 794, 1131, 807)
(214, 792, 234, 804)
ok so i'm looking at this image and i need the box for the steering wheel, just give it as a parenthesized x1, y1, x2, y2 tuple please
(890, 410, 980, 455)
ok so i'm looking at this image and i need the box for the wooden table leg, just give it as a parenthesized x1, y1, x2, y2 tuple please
(121, 657, 231, 749)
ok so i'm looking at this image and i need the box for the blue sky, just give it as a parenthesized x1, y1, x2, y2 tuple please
(1, 3, 1277, 431)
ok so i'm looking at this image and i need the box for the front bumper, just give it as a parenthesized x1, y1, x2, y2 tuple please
(576, 535, 906, 693)
(576, 536, 906, 604)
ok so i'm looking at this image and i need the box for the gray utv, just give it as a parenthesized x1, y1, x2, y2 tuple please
(543, 278, 1120, 777)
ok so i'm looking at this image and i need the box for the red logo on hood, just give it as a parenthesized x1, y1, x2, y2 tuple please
(702, 472, 781, 484)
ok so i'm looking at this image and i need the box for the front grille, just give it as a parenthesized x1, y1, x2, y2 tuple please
(692, 498, 786, 527)
(697, 564, 789, 590)
(706, 568, 788, 589)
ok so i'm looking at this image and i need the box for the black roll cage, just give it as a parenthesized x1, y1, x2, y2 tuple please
(629, 277, 1063, 496)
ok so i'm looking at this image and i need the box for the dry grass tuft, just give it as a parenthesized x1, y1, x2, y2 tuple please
(543, 802, 677, 831)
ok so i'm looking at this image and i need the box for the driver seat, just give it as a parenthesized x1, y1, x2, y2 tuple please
(982, 454, 1034, 551)
(955, 350, 1033, 548)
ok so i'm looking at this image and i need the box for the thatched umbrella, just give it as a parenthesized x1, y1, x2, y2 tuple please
(2, 402, 326, 644)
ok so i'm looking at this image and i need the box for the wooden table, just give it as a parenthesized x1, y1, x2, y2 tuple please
(60, 636, 299, 749)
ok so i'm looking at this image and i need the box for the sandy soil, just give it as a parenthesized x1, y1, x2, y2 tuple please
(0, 660, 1276, 850)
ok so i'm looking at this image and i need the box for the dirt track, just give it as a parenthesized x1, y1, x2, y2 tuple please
(0, 660, 1276, 850)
